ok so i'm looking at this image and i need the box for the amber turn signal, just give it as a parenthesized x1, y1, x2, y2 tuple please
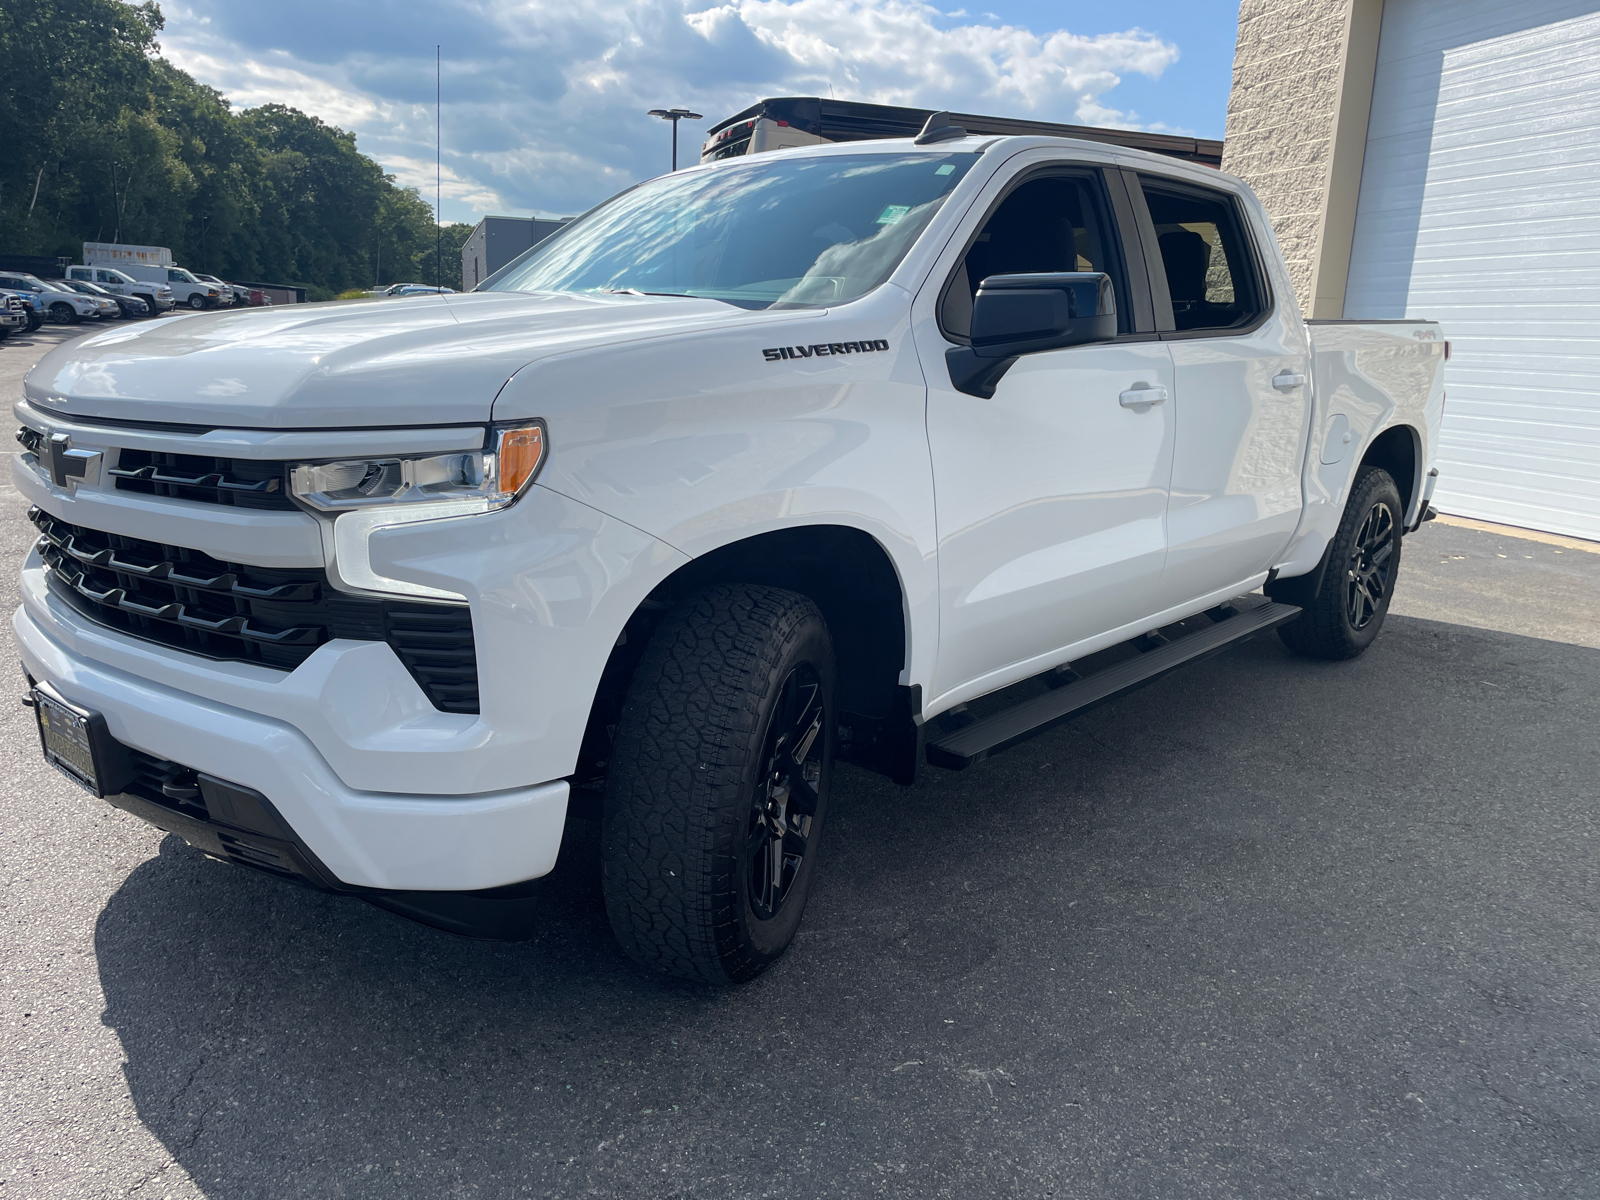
(495, 423, 547, 497)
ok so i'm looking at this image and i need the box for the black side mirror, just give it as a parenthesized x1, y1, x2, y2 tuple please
(946, 272, 1117, 397)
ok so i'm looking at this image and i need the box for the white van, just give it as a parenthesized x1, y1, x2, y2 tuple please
(65, 266, 174, 314)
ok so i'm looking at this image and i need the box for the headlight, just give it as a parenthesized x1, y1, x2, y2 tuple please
(290, 423, 545, 512)
(290, 423, 546, 601)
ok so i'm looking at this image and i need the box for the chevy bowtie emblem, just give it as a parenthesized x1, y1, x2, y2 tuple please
(47, 434, 102, 491)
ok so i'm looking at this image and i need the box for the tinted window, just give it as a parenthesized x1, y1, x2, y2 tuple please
(486, 152, 979, 310)
(1140, 181, 1264, 332)
(941, 173, 1127, 339)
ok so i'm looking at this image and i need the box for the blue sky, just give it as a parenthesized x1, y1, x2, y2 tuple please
(159, 0, 1240, 223)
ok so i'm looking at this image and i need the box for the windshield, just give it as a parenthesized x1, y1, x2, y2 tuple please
(486, 152, 980, 309)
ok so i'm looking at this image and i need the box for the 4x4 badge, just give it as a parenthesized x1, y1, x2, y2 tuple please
(47, 434, 102, 491)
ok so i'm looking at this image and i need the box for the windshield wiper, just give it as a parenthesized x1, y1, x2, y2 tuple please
(603, 288, 711, 300)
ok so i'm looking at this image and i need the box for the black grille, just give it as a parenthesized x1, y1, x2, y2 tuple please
(110, 448, 295, 510)
(16, 426, 44, 456)
(32, 507, 480, 713)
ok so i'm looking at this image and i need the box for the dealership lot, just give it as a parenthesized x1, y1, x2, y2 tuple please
(1, 332, 1596, 1198)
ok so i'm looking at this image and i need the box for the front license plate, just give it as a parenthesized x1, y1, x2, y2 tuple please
(33, 686, 103, 795)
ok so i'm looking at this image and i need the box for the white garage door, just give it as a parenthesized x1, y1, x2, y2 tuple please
(1344, 0, 1600, 541)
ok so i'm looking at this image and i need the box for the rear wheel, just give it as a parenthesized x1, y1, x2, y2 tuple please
(1275, 466, 1404, 660)
(602, 584, 835, 984)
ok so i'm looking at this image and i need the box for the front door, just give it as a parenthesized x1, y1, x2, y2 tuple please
(1133, 174, 1313, 608)
(920, 167, 1176, 708)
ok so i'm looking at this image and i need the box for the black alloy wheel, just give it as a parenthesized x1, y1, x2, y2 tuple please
(1272, 465, 1404, 661)
(1346, 499, 1396, 631)
(48, 302, 77, 324)
(745, 664, 826, 922)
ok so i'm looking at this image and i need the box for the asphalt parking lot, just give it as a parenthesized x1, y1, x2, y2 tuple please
(2, 327, 1597, 1198)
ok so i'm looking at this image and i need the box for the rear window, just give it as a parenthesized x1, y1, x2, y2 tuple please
(1139, 180, 1266, 333)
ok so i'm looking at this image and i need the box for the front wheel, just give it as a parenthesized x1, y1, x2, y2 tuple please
(1275, 466, 1404, 660)
(48, 302, 78, 325)
(188, 295, 207, 310)
(602, 584, 836, 984)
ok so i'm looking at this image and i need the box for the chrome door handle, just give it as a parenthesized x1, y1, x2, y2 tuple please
(1119, 384, 1169, 408)
(1273, 372, 1307, 392)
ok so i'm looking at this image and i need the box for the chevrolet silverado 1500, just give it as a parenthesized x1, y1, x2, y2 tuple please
(14, 115, 1444, 983)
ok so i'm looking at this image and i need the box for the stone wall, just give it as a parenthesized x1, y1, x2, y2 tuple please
(1223, 0, 1357, 314)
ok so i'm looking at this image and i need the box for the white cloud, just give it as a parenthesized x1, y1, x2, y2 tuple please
(162, 46, 392, 129)
(157, 0, 1179, 223)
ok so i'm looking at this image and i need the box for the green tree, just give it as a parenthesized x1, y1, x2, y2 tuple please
(0, 0, 476, 299)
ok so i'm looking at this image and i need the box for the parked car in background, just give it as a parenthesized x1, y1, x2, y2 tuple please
(117, 264, 220, 309)
(0, 288, 46, 332)
(193, 274, 235, 306)
(58, 280, 148, 319)
(378, 282, 428, 296)
(0, 295, 28, 341)
(64, 266, 174, 315)
(47, 281, 118, 322)
(0, 273, 108, 324)
(393, 285, 456, 296)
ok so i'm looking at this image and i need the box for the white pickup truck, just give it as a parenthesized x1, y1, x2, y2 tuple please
(14, 118, 1443, 983)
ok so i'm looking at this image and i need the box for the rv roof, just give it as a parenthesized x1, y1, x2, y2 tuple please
(703, 97, 1223, 167)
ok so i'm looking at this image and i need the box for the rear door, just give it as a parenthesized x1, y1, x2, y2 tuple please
(1129, 171, 1313, 609)
(916, 157, 1177, 708)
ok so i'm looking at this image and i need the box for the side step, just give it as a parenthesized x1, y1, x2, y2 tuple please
(924, 601, 1302, 771)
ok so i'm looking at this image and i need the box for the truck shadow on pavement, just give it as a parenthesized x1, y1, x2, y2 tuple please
(92, 615, 1600, 1199)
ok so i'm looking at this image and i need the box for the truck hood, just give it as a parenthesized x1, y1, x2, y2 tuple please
(22, 291, 764, 429)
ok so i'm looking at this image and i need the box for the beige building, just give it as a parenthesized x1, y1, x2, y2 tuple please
(1225, 0, 1600, 540)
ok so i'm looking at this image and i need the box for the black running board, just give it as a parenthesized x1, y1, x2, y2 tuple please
(924, 601, 1302, 770)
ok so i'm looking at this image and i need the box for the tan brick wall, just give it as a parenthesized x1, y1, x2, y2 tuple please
(1223, 0, 1355, 313)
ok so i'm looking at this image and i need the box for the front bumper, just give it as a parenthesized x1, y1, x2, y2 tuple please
(17, 600, 569, 892)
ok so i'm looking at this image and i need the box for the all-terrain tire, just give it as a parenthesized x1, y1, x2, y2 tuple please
(1276, 466, 1404, 661)
(601, 584, 836, 984)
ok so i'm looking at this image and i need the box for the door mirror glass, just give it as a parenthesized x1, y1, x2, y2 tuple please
(948, 272, 1116, 397)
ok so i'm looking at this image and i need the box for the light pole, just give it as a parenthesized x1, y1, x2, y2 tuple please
(647, 108, 703, 171)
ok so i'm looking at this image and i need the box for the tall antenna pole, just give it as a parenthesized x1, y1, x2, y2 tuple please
(436, 45, 442, 290)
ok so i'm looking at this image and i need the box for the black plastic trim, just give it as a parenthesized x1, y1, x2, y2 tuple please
(32, 507, 480, 713)
(926, 600, 1302, 770)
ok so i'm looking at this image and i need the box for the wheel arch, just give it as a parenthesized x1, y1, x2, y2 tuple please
(574, 523, 920, 789)
(1360, 423, 1421, 520)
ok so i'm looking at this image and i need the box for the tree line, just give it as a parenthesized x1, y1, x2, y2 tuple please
(0, 0, 472, 299)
